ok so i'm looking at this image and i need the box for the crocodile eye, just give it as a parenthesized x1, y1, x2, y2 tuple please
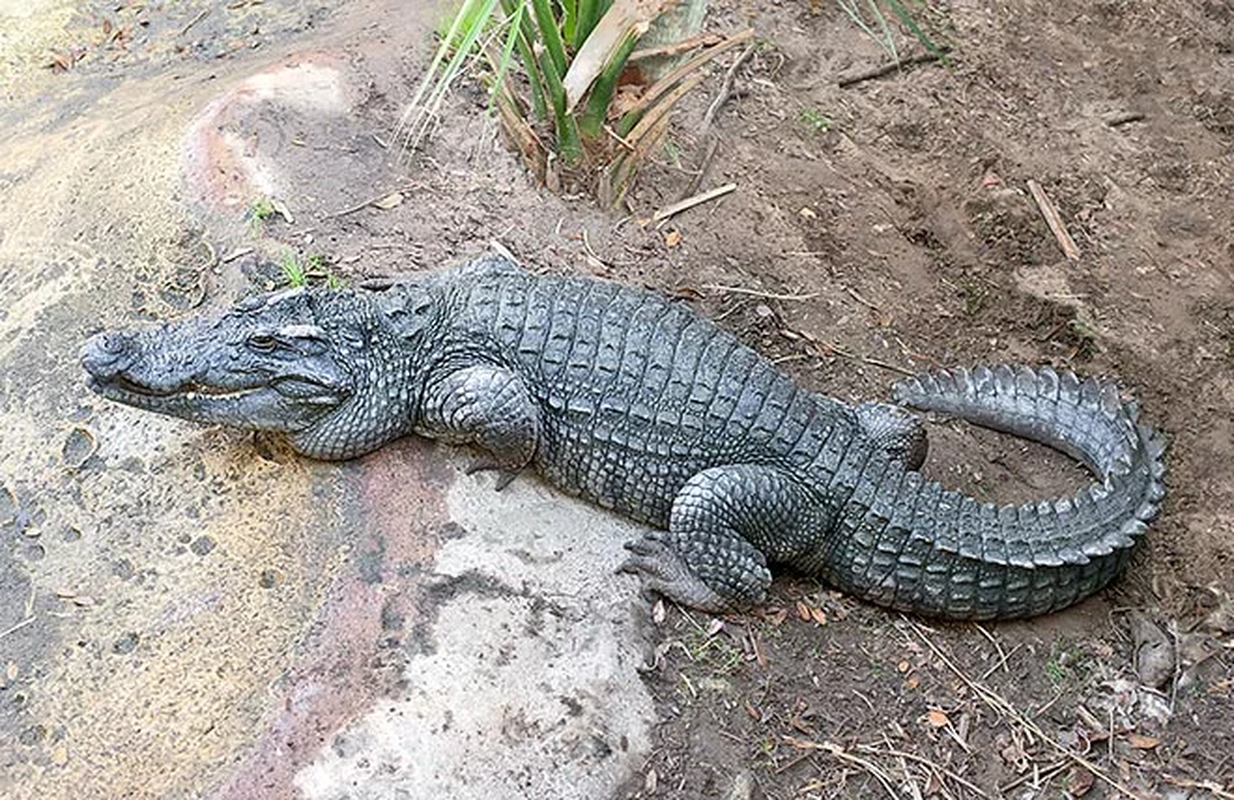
(247, 334, 278, 351)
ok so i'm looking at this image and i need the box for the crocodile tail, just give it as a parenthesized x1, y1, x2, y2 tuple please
(825, 365, 1167, 620)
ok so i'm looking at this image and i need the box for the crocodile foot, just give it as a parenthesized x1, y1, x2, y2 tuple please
(464, 458, 521, 490)
(619, 536, 733, 613)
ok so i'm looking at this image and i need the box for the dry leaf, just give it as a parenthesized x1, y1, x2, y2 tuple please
(745, 702, 762, 720)
(905, 674, 920, 690)
(1069, 766, 1095, 796)
(809, 607, 827, 626)
(270, 197, 295, 224)
(664, 229, 682, 248)
(796, 601, 810, 621)
(5, 661, 17, 681)
(372, 192, 404, 210)
(1128, 733, 1160, 749)
(926, 709, 949, 728)
(561, 0, 678, 111)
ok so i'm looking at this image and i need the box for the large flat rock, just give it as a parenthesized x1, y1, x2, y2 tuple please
(0, 3, 655, 797)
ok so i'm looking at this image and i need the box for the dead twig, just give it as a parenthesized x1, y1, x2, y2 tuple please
(975, 623, 1010, 675)
(653, 183, 737, 225)
(1103, 111, 1145, 127)
(180, 9, 209, 37)
(325, 185, 418, 219)
(838, 50, 948, 88)
(997, 759, 1070, 794)
(703, 283, 818, 302)
(822, 342, 916, 376)
(684, 43, 757, 197)
(844, 285, 883, 313)
(629, 32, 724, 62)
(0, 616, 35, 640)
(1026, 179, 1081, 261)
(702, 43, 758, 132)
(905, 619, 1143, 799)
(863, 745, 997, 795)
(782, 737, 901, 798)
(685, 137, 720, 197)
(1160, 775, 1234, 799)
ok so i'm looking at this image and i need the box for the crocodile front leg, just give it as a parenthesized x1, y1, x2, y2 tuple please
(415, 365, 541, 489)
(621, 464, 831, 611)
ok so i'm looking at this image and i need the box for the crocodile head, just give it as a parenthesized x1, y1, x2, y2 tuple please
(82, 284, 434, 459)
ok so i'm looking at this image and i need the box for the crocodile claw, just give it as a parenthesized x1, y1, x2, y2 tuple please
(464, 458, 521, 491)
(619, 537, 732, 613)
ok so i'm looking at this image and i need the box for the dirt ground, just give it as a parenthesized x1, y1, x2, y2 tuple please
(598, 2, 1234, 796)
(3, 0, 1232, 797)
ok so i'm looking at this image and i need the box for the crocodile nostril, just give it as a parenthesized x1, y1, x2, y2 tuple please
(100, 332, 130, 354)
(82, 331, 135, 376)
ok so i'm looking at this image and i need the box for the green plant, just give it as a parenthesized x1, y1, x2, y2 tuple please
(798, 107, 833, 134)
(403, 0, 751, 205)
(279, 251, 345, 290)
(834, 0, 945, 63)
(280, 251, 307, 288)
(248, 197, 277, 232)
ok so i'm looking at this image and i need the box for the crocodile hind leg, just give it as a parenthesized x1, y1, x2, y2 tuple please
(414, 365, 541, 489)
(856, 401, 927, 470)
(621, 464, 823, 612)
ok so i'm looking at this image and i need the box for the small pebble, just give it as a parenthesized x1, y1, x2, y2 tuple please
(112, 632, 139, 655)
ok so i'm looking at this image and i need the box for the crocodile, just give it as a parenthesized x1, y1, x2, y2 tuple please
(82, 254, 1167, 619)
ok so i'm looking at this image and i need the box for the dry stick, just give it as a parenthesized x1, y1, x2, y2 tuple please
(180, 8, 209, 36)
(1160, 776, 1234, 800)
(629, 32, 723, 62)
(702, 43, 758, 131)
(325, 186, 418, 219)
(859, 745, 991, 799)
(1026, 179, 1082, 261)
(783, 737, 900, 798)
(823, 342, 917, 377)
(685, 43, 758, 197)
(905, 620, 1143, 799)
(653, 183, 737, 224)
(0, 616, 35, 641)
(838, 50, 946, 88)
(1103, 111, 1145, 127)
(975, 623, 1010, 675)
(844, 285, 883, 313)
(702, 284, 818, 301)
(998, 759, 1070, 794)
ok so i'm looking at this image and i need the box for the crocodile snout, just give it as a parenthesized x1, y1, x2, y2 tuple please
(81, 331, 136, 379)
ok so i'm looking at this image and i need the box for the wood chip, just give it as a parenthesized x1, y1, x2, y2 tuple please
(652, 183, 737, 225)
(1027, 179, 1081, 261)
(371, 192, 405, 210)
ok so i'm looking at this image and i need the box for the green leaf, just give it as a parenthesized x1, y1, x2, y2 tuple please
(573, 0, 614, 49)
(500, 0, 548, 119)
(578, 28, 639, 138)
(535, 44, 583, 162)
(529, 0, 569, 76)
(562, 0, 674, 114)
(884, 0, 946, 61)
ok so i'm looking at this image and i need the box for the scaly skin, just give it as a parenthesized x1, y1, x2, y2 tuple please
(82, 255, 1167, 619)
